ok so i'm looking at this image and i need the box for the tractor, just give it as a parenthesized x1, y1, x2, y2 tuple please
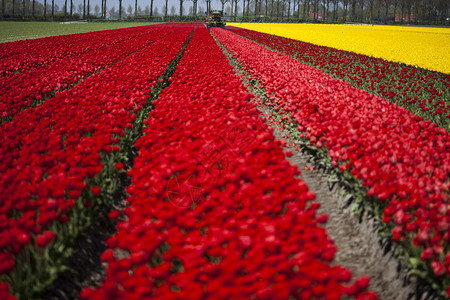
(206, 10, 226, 29)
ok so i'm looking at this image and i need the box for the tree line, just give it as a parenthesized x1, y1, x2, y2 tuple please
(1, 0, 448, 24)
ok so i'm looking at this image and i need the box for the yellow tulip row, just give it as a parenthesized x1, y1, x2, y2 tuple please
(230, 23, 450, 74)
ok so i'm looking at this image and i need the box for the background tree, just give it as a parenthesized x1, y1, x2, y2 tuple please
(406, 0, 412, 22)
(281, 0, 286, 17)
(94, 3, 99, 15)
(164, 0, 167, 18)
(303, 0, 310, 19)
(220, 0, 228, 11)
(342, 0, 349, 21)
(63, 0, 67, 18)
(46, 2, 52, 15)
(331, 0, 337, 20)
(437, 0, 448, 24)
(230, 0, 234, 17)
(399, 0, 405, 23)
(225, 3, 231, 14)
(279, 0, 285, 17)
(170, 4, 175, 14)
(246, 0, 252, 15)
(383, 0, 390, 23)
(192, 0, 198, 15)
(358, 0, 364, 22)
(312, 0, 317, 19)
(234, 0, 240, 19)
(376, 0, 381, 21)
(292, 0, 296, 17)
(127, 3, 132, 15)
(392, 0, 399, 22)
(287, 0, 292, 18)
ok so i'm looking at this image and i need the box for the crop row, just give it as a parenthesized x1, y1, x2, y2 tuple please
(81, 26, 376, 300)
(226, 27, 449, 128)
(0, 26, 160, 77)
(0, 25, 177, 122)
(0, 23, 194, 299)
(212, 27, 450, 297)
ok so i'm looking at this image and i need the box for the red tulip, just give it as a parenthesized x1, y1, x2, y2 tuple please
(36, 231, 55, 248)
(91, 186, 101, 196)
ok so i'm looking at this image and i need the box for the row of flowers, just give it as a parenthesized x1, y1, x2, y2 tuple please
(0, 26, 157, 78)
(226, 27, 449, 128)
(81, 25, 376, 300)
(0, 25, 175, 122)
(212, 27, 449, 297)
(0, 24, 194, 299)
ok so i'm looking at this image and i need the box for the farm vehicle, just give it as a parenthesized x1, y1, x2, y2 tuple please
(206, 10, 226, 29)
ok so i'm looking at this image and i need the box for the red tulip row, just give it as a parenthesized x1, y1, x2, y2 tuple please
(212, 28, 450, 297)
(1, 25, 180, 121)
(226, 27, 450, 127)
(0, 23, 194, 299)
(81, 25, 376, 300)
(0, 25, 158, 77)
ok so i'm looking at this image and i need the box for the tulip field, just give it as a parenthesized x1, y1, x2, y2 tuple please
(0, 23, 449, 299)
(231, 24, 450, 74)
